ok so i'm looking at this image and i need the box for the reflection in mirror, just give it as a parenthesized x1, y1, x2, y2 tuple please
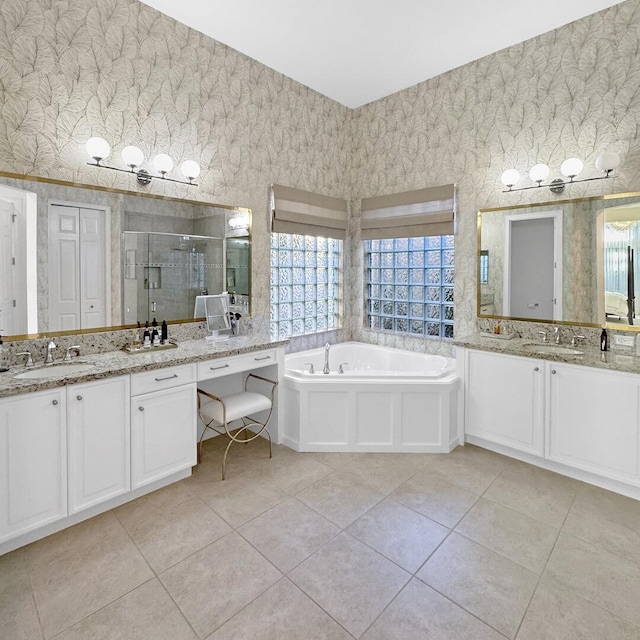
(0, 172, 251, 340)
(478, 191, 640, 329)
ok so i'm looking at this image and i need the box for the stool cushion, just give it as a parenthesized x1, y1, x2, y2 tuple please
(200, 391, 272, 424)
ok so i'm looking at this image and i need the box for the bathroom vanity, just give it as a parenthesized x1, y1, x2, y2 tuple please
(456, 336, 640, 500)
(0, 337, 285, 554)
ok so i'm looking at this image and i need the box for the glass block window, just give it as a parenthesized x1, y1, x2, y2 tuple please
(365, 235, 454, 338)
(270, 233, 342, 340)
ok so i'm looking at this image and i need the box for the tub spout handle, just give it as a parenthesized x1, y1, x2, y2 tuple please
(338, 362, 349, 374)
(304, 362, 315, 374)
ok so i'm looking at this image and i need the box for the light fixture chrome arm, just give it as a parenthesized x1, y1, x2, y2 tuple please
(87, 161, 198, 187)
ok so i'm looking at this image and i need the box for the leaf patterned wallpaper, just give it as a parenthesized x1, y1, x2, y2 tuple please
(1, 0, 639, 351)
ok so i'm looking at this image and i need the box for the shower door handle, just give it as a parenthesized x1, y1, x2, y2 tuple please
(151, 301, 157, 312)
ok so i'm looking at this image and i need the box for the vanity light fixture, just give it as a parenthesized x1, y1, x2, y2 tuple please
(501, 152, 620, 193)
(85, 137, 200, 186)
(228, 213, 249, 230)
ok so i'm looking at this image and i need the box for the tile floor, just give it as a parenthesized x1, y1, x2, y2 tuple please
(3, 439, 640, 639)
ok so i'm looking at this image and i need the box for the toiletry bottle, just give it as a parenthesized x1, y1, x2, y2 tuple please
(0, 334, 8, 373)
(493, 321, 501, 335)
(161, 320, 168, 344)
(131, 328, 141, 350)
(151, 327, 159, 346)
(600, 327, 608, 351)
(142, 325, 151, 348)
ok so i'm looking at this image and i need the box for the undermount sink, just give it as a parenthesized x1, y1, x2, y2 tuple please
(14, 362, 95, 380)
(522, 343, 584, 356)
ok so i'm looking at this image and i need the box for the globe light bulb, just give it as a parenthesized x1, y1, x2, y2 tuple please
(121, 145, 144, 169)
(153, 153, 174, 175)
(181, 160, 201, 181)
(529, 163, 550, 184)
(85, 137, 111, 162)
(501, 169, 520, 189)
(560, 157, 584, 179)
(595, 152, 620, 174)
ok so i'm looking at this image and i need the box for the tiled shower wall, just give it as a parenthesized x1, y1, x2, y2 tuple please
(1, 0, 640, 354)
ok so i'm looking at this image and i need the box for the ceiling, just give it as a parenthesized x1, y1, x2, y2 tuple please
(140, 0, 626, 109)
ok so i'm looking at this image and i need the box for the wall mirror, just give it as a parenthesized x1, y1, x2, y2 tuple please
(477, 191, 640, 330)
(0, 171, 251, 340)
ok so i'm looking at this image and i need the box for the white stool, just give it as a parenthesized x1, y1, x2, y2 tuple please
(197, 373, 277, 480)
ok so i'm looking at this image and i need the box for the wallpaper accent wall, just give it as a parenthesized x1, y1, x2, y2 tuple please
(0, 0, 351, 340)
(348, 0, 640, 354)
(1, 0, 640, 354)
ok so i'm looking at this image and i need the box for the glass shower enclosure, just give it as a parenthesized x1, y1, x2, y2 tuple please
(122, 232, 224, 325)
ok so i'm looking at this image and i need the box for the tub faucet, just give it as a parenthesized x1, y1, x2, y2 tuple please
(323, 343, 331, 374)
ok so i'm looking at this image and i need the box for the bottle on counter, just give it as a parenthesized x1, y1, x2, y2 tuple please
(161, 320, 168, 344)
(600, 326, 608, 351)
(493, 321, 501, 335)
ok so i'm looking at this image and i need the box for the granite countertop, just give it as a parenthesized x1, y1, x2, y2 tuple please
(454, 334, 640, 376)
(0, 334, 288, 399)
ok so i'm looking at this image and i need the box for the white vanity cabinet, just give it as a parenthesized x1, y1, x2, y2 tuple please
(464, 349, 545, 456)
(67, 376, 130, 514)
(130, 365, 197, 489)
(548, 362, 640, 483)
(0, 388, 67, 544)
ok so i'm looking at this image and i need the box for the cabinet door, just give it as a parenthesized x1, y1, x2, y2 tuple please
(0, 389, 66, 543)
(466, 350, 544, 455)
(67, 376, 130, 514)
(131, 383, 197, 489)
(548, 363, 640, 482)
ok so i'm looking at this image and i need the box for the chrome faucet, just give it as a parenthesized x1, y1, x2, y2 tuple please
(552, 327, 561, 345)
(16, 351, 34, 367)
(323, 343, 331, 374)
(570, 335, 586, 348)
(45, 340, 56, 364)
(64, 345, 81, 362)
(538, 330, 549, 343)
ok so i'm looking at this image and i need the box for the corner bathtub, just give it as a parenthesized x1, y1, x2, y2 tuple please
(282, 342, 460, 453)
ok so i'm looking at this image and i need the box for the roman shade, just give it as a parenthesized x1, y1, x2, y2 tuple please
(271, 184, 348, 240)
(360, 184, 456, 240)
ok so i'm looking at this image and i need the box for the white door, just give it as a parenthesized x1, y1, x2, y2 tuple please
(504, 212, 562, 320)
(0, 389, 67, 543)
(49, 204, 108, 331)
(131, 384, 197, 489)
(0, 200, 15, 335)
(67, 376, 131, 514)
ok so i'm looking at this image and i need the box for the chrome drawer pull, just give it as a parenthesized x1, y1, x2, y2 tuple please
(139, 406, 144, 412)
(210, 364, 230, 371)
(52, 399, 59, 406)
(155, 374, 178, 382)
(254, 355, 271, 361)
(76, 395, 83, 401)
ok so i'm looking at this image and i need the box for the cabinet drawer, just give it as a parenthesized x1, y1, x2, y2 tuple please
(198, 349, 277, 381)
(131, 364, 197, 396)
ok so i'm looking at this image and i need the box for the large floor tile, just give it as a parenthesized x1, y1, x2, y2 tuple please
(455, 497, 558, 573)
(242, 456, 333, 493)
(30, 531, 154, 638)
(544, 533, 640, 628)
(207, 577, 352, 640)
(362, 578, 505, 640)
(116, 496, 231, 572)
(342, 453, 425, 495)
(425, 453, 502, 494)
(517, 577, 640, 640)
(417, 532, 538, 639)
(391, 470, 479, 528)
(192, 475, 289, 527)
(238, 498, 340, 572)
(563, 484, 640, 565)
(54, 579, 197, 640)
(289, 531, 410, 638)
(113, 481, 196, 526)
(347, 498, 449, 572)
(23, 512, 126, 572)
(297, 471, 384, 528)
(0, 550, 42, 640)
(160, 531, 281, 638)
(483, 466, 577, 528)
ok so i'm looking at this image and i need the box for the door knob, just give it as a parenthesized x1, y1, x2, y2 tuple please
(52, 399, 58, 406)
(138, 406, 144, 411)
(76, 395, 83, 401)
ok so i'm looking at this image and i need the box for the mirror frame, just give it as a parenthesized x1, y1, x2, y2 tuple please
(477, 190, 640, 331)
(0, 170, 252, 341)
